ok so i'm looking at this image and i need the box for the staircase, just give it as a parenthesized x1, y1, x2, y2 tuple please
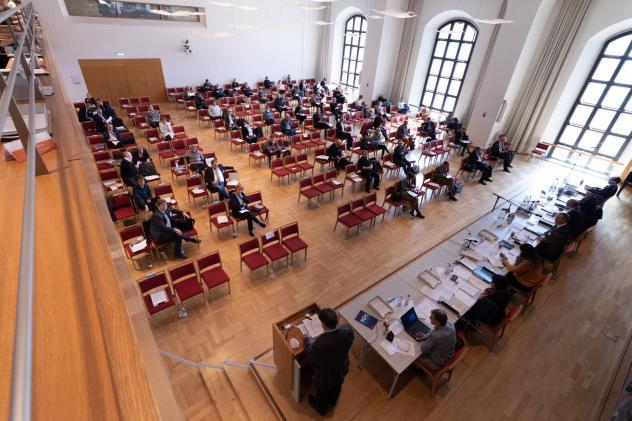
(200, 361, 281, 421)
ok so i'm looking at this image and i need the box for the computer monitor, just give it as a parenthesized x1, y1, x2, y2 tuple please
(400, 307, 418, 330)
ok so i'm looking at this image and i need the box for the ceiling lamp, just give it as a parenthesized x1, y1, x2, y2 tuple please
(371, 9, 416, 18)
(312, 20, 333, 25)
(473, 18, 515, 24)
(208, 1, 235, 6)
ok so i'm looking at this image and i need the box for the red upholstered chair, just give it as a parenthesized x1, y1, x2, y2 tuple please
(284, 155, 303, 179)
(118, 97, 130, 109)
(88, 133, 105, 148)
(455, 157, 478, 180)
(334, 202, 362, 235)
(313, 148, 331, 172)
(154, 183, 178, 208)
(296, 153, 314, 175)
(238, 237, 269, 279)
(130, 97, 141, 106)
(145, 128, 160, 150)
(325, 169, 344, 198)
(140, 96, 150, 104)
(351, 197, 375, 227)
(313, 173, 334, 202)
(383, 184, 407, 217)
(133, 115, 150, 131)
(474, 305, 523, 351)
(137, 272, 176, 317)
(170, 158, 189, 184)
(364, 192, 387, 227)
(184, 100, 197, 117)
(213, 119, 227, 139)
(208, 201, 235, 239)
(172, 139, 187, 156)
(93, 150, 113, 171)
(230, 129, 246, 151)
(342, 164, 365, 197)
(512, 273, 552, 309)
(186, 175, 209, 207)
(280, 222, 308, 264)
(168, 261, 205, 307)
(197, 109, 211, 127)
(248, 143, 266, 166)
(422, 171, 442, 200)
(186, 137, 202, 152)
(298, 177, 321, 205)
(414, 346, 469, 396)
(246, 191, 269, 222)
(81, 120, 98, 135)
(271, 158, 290, 185)
(119, 224, 152, 270)
(196, 251, 230, 297)
(260, 229, 290, 267)
(111, 193, 137, 223)
(530, 142, 550, 159)
(157, 141, 176, 165)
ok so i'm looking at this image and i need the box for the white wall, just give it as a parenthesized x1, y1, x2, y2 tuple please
(34, 0, 321, 101)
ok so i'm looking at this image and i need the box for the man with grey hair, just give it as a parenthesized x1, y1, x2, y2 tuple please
(120, 151, 138, 187)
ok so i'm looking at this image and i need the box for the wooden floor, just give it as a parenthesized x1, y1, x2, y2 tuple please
(127, 102, 632, 420)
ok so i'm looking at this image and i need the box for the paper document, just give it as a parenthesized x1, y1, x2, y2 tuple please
(239, 209, 250, 214)
(115, 126, 126, 132)
(303, 317, 324, 338)
(488, 253, 504, 269)
(264, 231, 275, 240)
(330, 179, 342, 186)
(149, 289, 169, 308)
(418, 271, 439, 288)
(476, 241, 498, 258)
(369, 297, 392, 318)
(453, 264, 473, 281)
(446, 296, 468, 315)
(316, 155, 329, 160)
(459, 257, 479, 271)
(192, 188, 205, 194)
(145, 175, 160, 182)
(394, 338, 415, 356)
(458, 280, 480, 297)
(414, 298, 435, 323)
(130, 239, 147, 253)
(216, 215, 228, 224)
(454, 290, 477, 307)
(421, 285, 444, 301)
(205, 157, 215, 166)
(388, 319, 403, 335)
(379, 339, 398, 356)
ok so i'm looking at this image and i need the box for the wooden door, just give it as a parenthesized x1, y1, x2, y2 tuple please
(79, 58, 167, 102)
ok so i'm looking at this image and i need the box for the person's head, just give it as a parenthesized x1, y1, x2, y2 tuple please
(135, 175, 145, 186)
(189, 145, 197, 152)
(441, 161, 449, 169)
(232, 77, 236, 82)
(555, 212, 569, 226)
(205, 79, 209, 83)
(235, 183, 244, 194)
(318, 308, 338, 330)
(361, 149, 368, 157)
(210, 159, 218, 169)
(430, 309, 448, 327)
(156, 198, 168, 211)
(491, 274, 508, 290)
(519, 243, 539, 263)
(566, 199, 579, 209)
(359, 95, 363, 100)
(96, 107, 103, 115)
(161, 115, 167, 122)
(609, 176, 622, 185)
(123, 151, 132, 161)
(499, 134, 508, 142)
(148, 105, 154, 111)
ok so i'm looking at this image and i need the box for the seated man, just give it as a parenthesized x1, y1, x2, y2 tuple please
(263, 138, 286, 164)
(397, 171, 424, 219)
(147, 105, 160, 128)
(468, 147, 493, 185)
(354, 95, 366, 113)
(132, 175, 157, 212)
(369, 127, 389, 158)
(201, 79, 212, 91)
(420, 117, 436, 140)
(454, 275, 511, 333)
(375, 101, 390, 121)
(445, 112, 459, 130)
(393, 140, 413, 173)
(98, 99, 117, 120)
(274, 95, 288, 114)
(229, 183, 266, 237)
(490, 134, 514, 172)
(432, 161, 458, 201)
(149, 199, 201, 259)
(257, 90, 268, 104)
(105, 123, 124, 149)
(223, 108, 238, 131)
(357, 150, 380, 193)
(586, 176, 621, 204)
(93, 108, 110, 134)
(327, 139, 351, 173)
(242, 82, 253, 97)
(454, 124, 471, 156)
(312, 111, 331, 130)
(262, 107, 275, 126)
(204, 159, 229, 201)
(416, 309, 456, 371)
(184, 145, 205, 173)
(231, 78, 239, 89)
(396, 119, 412, 148)
(330, 100, 342, 121)
(566, 199, 587, 240)
(335, 119, 353, 149)
(241, 121, 262, 144)
(535, 212, 570, 262)
(132, 145, 151, 165)
(263, 76, 272, 89)
(119, 151, 138, 187)
(281, 115, 296, 136)
(208, 101, 223, 120)
(294, 104, 307, 123)
(311, 93, 324, 114)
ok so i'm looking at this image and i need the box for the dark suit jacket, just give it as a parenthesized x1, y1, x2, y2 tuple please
(536, 224, 569, 261)
(327, 142, 342, 160)
(204, 164, 226, 187)
(466, 288, 511, 326)
(120, 159, 138, 186)
(149, 208, 184, 241)
(490, 140, 504, 157)
(567, 208, 587, 239)
(589, 183, 617, 201)
(228, 191, 249, 215)
(132, 148, 151, 164)
(241, 125, 256, 139)
(468, 150, 483, 165)
(305, 325, 354, 388)
(93, 114, 109, 134)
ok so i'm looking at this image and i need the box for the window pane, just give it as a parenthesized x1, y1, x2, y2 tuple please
(580, 82, 606, 105)
(569, 105, 593, 125)
(437, 27, 450, 40)
(436, 78, 448, 93)
(614, 60, 632, 85)
(350, 47, 358, 59)
(440, 61, 454, 77)
(453, 62, 466, 79)
(602, 85, 629, 109)
(577, 130, 601, 151)
(458, 43, 472, 60)
(361, 18, 367, 31)
(432, 94, 444, 109)
(559, 125, 582, 145)
(356, 61, 363, 73)
(422, 92, 433, 106)
(605, 34, 631, 56)
(429, 59, 441, 75)
(598, 135, 625, 157)
(589, 108, 616, 130)
(592, 58, 620, 81)
(626, 96, 632, 112)
(463, 25, 476, 42)
(434, 41, 447, 57)
(359, 35, 366, 48)
(357, 47, 365, 61)
(445, 42, 459, 59)
(444, 97, 456, 112)
(343, 59, 349, 72)
(426, 76, 437, 91)
(451, 22, 464, 40)
(611, 113, 632, 135)
(354, 17, 361, 31)
(448, 81, 461, 96)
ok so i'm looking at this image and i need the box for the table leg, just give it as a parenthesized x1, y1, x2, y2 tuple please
(387, 371, 400, 400)
(358, 338, 368, 368)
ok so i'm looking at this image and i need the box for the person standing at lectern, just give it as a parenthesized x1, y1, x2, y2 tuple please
(304, 308, 354, 416)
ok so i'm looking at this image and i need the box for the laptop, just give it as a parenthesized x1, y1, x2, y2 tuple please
(473, 266, 496, 284)
(400, 307, 431, 342)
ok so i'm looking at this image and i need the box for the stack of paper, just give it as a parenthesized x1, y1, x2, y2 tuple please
(414, 298, 435, 323)
(149, 289, 169, 308)
(303, 317, 324, 338)
(216, 215, 228, 224)
(458, 280, 480, 297)
(316, 155, 329, 161)
(330, 179, 342, 186)
(379, 339, 397, 356)
(393, 338, 415, 356)
(388, 319, 404, 335)
(459, 257, 479, 271)
(130, 239, 147, 253)
(369, 297, 392, 318)
(145, 175, 160, 182)
(192, 188, 205, 194)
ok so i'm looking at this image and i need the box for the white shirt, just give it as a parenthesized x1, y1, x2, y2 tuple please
(213, 167, 224, 184)
(159, 121, 174, 138)
(209, 105, 222, 118)
(246, 125, 254, 137)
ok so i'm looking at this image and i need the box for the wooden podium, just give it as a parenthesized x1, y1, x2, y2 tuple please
(272, 303, 320, 402)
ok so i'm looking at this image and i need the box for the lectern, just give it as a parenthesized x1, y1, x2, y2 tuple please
(272, 303, 320, 402)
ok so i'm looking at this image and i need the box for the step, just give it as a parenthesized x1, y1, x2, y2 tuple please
(224, 362, 281, 421)
(200, 366, 249, 421)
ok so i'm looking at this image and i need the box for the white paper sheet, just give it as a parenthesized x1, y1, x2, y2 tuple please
(459, 257, 479, 271)
(393, 338, 415, 356)
(454, 290, 477, 307)
(421, 285, 443, 301)
(418, 271, 439, 288)
(379, 339, 397, 356)
(414, 298, 435, 323)
(446, 296, 468, 315)
(303, 317, 324, 338)
(458, 280, 480, 297)
(216, 215, 228, 224)
(369, 297, 392, 318)
(149, 289, 168, 307)
(192, 188, 205, 194)
(388, 319, 403, 335)
(130, 239, 147, 253)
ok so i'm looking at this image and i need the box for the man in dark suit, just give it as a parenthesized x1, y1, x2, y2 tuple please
(241, 122, 261, 144)
(204, 159, 229, 200)
(149, 199, 201, 259)
(119, 151, 138, 187)
(420, 117, 437, 140)
(565, 199, 587, 239)
(393, 140, 413, 173)
(490, 134, 514, 172)
(586, 176, 621, 204)
(228, 184, 266, 236)
(535, 212, 570, 262)
(468, 147, 493, 185)
(357, 150, 380, 193)
(92, 108, 110, 134)
(454, 124, 471, 156)
(312, 111, 331, 130)
(304, 308, 354, 416)
(104, 123, 123, 149)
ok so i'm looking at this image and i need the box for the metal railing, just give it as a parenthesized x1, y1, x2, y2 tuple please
(0, 2, 47, 420)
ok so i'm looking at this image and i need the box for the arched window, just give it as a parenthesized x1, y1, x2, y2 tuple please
(340, 15, 366, 97)
(554, 30, 632, 164)
(420, 20, 477, 116)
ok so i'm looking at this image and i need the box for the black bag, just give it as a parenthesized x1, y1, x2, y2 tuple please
(138, 161, 159, 176)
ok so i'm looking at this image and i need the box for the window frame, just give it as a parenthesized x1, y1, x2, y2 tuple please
(420, 19, 478, 115)
(339, 14, 366, 97)
(553, 30, 632, 162)
(63, 0, 203, 22)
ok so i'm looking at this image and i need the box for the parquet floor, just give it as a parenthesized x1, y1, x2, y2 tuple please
(128, 102, 632, 420)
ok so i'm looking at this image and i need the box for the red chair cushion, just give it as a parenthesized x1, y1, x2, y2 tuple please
(143, 291, 175, 315)
(200, 267, 230, 289)
(283, 237, 307, 253)
(353, 208, 374, 222)
(173, 276, 203, 301)
(366, 204, 387, 216)
(338, 214, 362, 227)
(242, 252, 268, 271)
(273, 168, 290, 177)
(114, 207, 136, 220)
(314, 183, 333, 194)
(263, 244, 289, 261)
(301, 188, 321, 199)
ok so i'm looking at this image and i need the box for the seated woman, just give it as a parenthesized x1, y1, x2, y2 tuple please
(369, 128, 389, 158)
(262, 107, 275, 126)
(294, 104, 307, 123)
(229, 184, 266, 237)
(431, 161, 458, 201)
(395, 171, 424, 219)
(455, 275, 511, 332)
(241, 122, 262, 144)
(159, 116, 174, 141)
(501, 244, 542, 292)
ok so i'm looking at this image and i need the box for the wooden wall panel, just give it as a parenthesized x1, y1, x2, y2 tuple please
(79, 58, 167, 103)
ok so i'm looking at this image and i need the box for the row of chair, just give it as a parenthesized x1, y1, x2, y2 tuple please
(334, 193, 387, 235)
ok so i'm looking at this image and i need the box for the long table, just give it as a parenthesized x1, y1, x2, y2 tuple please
(339, 182, 586, 399)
